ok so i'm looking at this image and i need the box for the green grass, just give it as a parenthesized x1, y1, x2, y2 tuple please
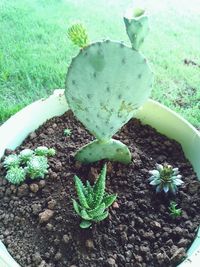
(0, 0, 199, 126)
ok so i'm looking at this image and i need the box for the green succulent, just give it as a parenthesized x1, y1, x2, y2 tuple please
(65, 12, 153, 164)
(148, 163, 184, 194)
(26, 156, 49, 179)
(64, 128, 72, 136)
(169, 201, 182, 219)
(72, 164, 117, 228)
(35, 146, 49, 156)
(3, 154, 20, 169)
(68, 23, 89, 48)
(19, 149, 34, 163)
(5, 166, 26, 185)
(47, 148, 56, 157)
(133, 8, 145, 17)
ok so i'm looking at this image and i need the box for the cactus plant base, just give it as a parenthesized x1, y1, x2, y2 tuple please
(75, 138, 131, 164)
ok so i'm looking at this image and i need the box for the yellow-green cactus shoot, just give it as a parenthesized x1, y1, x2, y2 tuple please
(68, 23, 89, 48)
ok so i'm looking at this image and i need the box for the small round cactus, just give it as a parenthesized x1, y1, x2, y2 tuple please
(148, 163, 184, 194)
(47, 148, 56, 157)
(5, 166, 26, 185)
(26, 156, 49, 179)
(35, 146, 49, 157)
(19, 149, 34, 163)
(3, 154, 20, 169)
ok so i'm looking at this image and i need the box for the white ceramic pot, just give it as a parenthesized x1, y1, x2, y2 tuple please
(0, 90, 199, 267)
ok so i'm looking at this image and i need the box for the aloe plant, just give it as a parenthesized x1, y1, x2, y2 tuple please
(65, 8, 153, 164)
(72, 164, 117, 228)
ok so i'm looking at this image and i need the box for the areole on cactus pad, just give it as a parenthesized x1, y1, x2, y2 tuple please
(65, 10, 153, 164)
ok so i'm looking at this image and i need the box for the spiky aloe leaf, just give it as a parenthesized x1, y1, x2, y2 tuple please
(103, 194, 117, 208)
(94, 211, 109, 222)
(88, 203, 105, 218)
(72, 199, 82, 216)
(87, 193, 94, 207)
(80, 220, 92, 228)
(86, 180, 93, 194)
(93, 165, 106, 206)
(81, 210, 92, 220)
(74, 176, 89, 209)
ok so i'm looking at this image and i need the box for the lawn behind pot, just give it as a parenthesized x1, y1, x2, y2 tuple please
(0, 0, 199, 126)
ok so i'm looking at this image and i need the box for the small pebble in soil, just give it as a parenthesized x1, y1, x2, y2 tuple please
(29, 183, 39, 193)
(48, 199, 57, 210)
(39, 209, 54, 223)
(107, 257, 116, 266)
(46, 223, 53, 231)
(38, 180, 46, 189)
(85, 239, 94, 250)
(17, 184, 29, 197)
(32, 203, 42, 215)
(112, 202, 119, 209)
(63, 234, 71, 244)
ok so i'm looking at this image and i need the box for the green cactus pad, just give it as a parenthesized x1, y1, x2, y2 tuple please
(124, 15, 149, 50)
(65, 41, 153, 142)
(75, 139, 131, 164)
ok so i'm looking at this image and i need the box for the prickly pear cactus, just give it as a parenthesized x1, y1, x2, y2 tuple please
(124, 9, 149, 51)
(65, 10, 153, 164)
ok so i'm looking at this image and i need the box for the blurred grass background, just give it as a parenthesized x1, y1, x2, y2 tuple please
(0, 0, 199, 126)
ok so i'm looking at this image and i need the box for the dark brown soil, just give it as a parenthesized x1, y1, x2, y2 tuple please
(0, 111, 199, 267)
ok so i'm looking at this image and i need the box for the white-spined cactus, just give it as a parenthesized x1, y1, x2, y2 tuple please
(19, 149, 34, 163)
(26, 156, 49, 179)
(5, 166, 26, 185)
(3, 154, 20, 169)
(65, 9, 153, 164)
(148, 163, 184, 194)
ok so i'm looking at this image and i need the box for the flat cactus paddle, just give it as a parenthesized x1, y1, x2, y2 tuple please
(65, 10, 153, 164)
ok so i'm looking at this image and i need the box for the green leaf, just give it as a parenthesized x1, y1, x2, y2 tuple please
(81, 210, 92, 220)
(94, 211, 109, 222)
(80, 220, 92, 229)
(86, 180, 93, 194)
(87, 192, 94, 207)
(93, 164, 106, 206)
(88, 203, 105, 218)
(72, 199, 82, 216)
(103, 194, 117, 208)
(74, 175, 89, 209)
